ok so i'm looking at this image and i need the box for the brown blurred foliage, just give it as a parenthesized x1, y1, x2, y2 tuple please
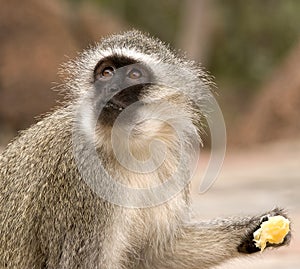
(0, 0, 76, 133)
(235, 42, 300, 146)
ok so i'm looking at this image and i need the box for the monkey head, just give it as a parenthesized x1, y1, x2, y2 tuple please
(63, 30, 212, 140)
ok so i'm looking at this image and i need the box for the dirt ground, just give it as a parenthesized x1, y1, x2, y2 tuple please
(0, 139, 299, 268)
(191, 139, 300, 269)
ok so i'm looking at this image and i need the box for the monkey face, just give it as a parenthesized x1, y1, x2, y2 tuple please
(93, 55, 154, 125)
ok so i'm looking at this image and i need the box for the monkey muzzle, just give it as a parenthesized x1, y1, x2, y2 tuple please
(93, 62, 154, 125)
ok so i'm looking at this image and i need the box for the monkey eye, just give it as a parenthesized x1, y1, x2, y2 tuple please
(101, 66, 115, 78)
(95, 66, 115, 81)
(127, 68, 142, 79)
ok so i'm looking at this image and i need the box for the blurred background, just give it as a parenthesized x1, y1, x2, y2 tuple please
(0, 0, 299, 268)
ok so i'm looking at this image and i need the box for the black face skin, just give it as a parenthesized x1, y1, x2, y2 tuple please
(93, 55, 153, 126)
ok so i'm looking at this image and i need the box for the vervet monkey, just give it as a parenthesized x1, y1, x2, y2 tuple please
(0, 30, 290, 269)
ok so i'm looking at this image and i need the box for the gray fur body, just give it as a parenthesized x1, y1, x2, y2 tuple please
(0, 31, 290, 268)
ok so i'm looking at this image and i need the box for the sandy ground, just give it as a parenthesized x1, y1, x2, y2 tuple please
(0, 139, 299, 268)
(191, 139, 300, 269)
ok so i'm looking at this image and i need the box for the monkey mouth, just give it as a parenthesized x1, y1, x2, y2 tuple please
(99, 85, 146, 126)
(105, 97, 125, 111)
(103, 86, 142, 112)
(100, 94, 137, 126)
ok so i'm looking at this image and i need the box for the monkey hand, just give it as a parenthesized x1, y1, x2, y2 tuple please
(237, 208, 291, 254)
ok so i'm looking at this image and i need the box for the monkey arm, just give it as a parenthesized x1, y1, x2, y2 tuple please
(148, 208, 291, 269)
